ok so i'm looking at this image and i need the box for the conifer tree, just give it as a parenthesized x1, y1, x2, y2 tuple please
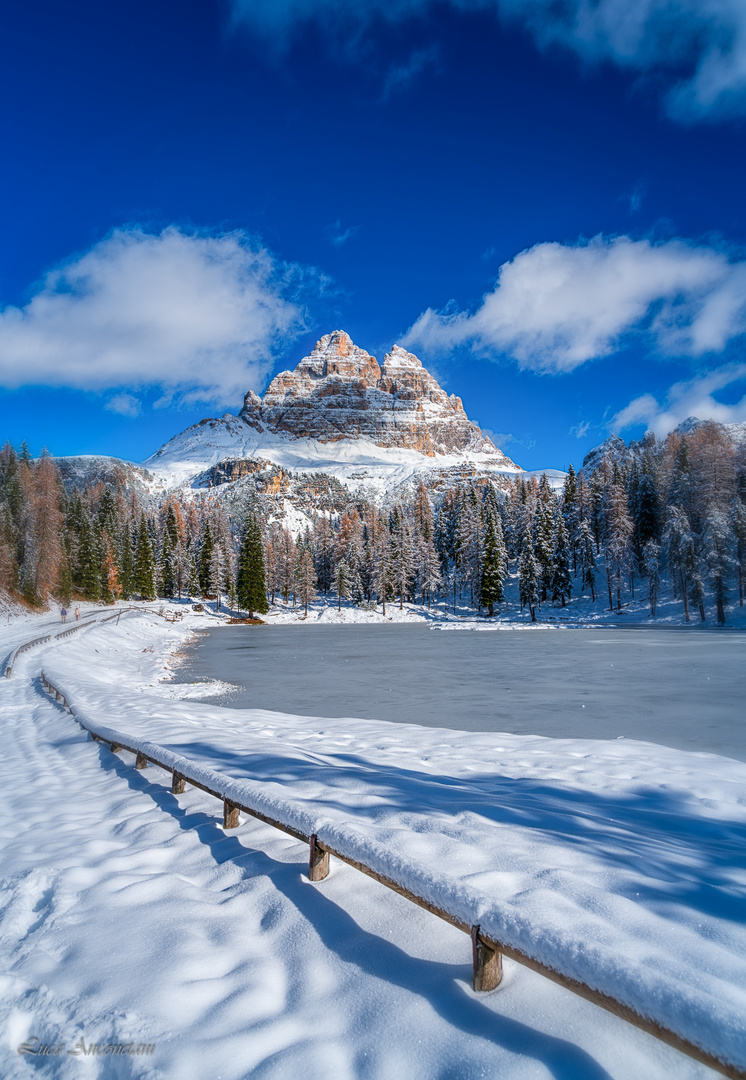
(533, 500, 554, 602)
(642, 540, 661, 617)
(702, 509, 736, 625)
(160, 531, 176, 598)
(391, 508, 416, 609)
(295, 548, 317, 616)
(550, 508, 572, 607)
(480, 508, 505, 616)
(236, 512, 269, 618)
(100, 534, 120, 603)
(662, 506, 696, 622)
(334, 559, 352, 611)
(134, 514, 157, 600)
(577, 519, 597, 602)
(731, 499, 746, 607)
(119, 523, 135, 599)
(370, 526, 393, 616)
(198, 521, 214, 595)
(519, 527, 539, 622)
(78, 512, 101, 600)
(186, 554, 201, 598)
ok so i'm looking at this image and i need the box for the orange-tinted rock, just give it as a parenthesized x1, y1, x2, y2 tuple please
(240, 331, 518, 466)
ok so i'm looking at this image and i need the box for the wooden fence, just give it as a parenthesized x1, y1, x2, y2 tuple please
(37, 667, 745, 1080)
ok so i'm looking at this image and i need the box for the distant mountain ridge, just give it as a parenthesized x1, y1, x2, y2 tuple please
(582, 417, 746, 476)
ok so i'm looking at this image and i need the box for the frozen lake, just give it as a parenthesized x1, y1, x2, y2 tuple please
(178, 624, 746, 760)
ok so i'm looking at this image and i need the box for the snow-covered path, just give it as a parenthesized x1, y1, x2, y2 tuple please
(1, 608, 743, 1079)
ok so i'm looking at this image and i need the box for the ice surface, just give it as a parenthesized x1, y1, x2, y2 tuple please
(178, 624, 746, 760)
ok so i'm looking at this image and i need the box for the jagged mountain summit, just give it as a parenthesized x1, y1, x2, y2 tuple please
(144, 331, 521, 497)
(240, 331, 497, 457)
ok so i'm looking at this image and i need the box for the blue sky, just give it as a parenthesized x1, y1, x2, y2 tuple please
(1, 0, 745, 470)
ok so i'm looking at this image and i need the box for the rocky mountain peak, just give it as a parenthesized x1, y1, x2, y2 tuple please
(240, 330, 517, 464)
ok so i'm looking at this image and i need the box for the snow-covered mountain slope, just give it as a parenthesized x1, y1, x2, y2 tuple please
(143, 331, 532, 497)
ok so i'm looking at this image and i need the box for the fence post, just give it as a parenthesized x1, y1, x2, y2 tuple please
(309, 834, 330, 881)
(471, 926, 502, 992)
(172, 772, 185, 794)
(110, 743, 122, 754)
(135, 752, 147, 770)
(223, 800, 240, 829)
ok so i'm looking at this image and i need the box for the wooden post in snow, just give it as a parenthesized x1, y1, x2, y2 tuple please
(309, 834, 330, 881)
(110, 743, 122, 754)
(172, 772, 185, 794)
(223, 800, 240, 829)
(471, 925, 502, 992)
(135, 752, 147, 770)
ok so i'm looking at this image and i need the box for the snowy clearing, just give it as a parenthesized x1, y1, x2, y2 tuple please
(1, 605, 744, 1079)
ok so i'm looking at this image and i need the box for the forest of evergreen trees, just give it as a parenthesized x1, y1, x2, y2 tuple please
(1, 420, 745, 624)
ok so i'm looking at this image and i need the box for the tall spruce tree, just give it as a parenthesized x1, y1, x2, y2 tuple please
(480, 508, 506, 616)
(134, 514, 157, 600)
(236, 511, 269, 618)
(550, 508, 572, 607)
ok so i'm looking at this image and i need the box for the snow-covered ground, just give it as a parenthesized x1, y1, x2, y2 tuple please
(1, 604, 744, 1079)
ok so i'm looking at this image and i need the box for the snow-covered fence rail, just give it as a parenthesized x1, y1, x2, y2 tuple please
(4, 607, 147, 679)
(5, 634, 52, 678)
(37, 670, 746, 1080)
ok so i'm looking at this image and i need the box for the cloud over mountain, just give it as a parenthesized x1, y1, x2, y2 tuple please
(0, 227, 307, 406)
(403, 235, 746, 372)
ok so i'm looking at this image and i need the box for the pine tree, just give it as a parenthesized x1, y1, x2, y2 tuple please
(333, 559, 352, 611)
(198, 521, 214, 596)
(662, 506, 696, 623)
(134, 514, 157, 601)
(295, 548, 317, 617)
(577, 519, 597, 602)
(236, 512, 269, 618)
(370, 526, 393, 616)
(519, 526, 539, 622)
(391, 508, 416, 609)
(78, 511, 101, 600)
(642, 539, 661, 617)
(702, 509, 736, 625)
(186, 554, 201, 598)
(100, 534, 120, 603)
(119, 523, 135, 599)
(480, 508, 506, 616)
(533, 500, 554, 602)
(160, 531, 176, 598)
(731, 499, 746, 607)
(604, 480, 633, 610)
(550, 508, 572, 607)
(416, 535, 443, 607)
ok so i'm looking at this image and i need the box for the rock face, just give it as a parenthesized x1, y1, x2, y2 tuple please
(239, 330, 515, 464)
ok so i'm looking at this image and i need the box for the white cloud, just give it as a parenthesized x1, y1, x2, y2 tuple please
(0, 226, 308, 406)
(611, 363, 746, 438)
(403, 235, 746, 373)
(228, 0, 746, 121)
(570, 420, 590, 439)
(106, 392, 141, 418)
